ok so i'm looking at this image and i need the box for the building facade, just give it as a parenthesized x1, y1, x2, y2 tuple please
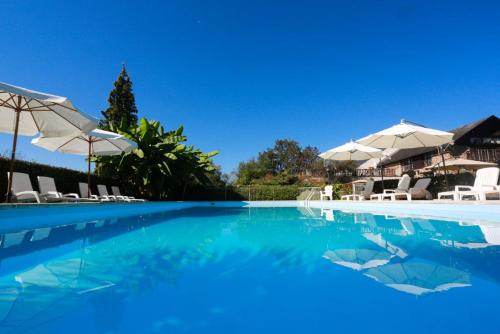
(358, 115, 500, 177)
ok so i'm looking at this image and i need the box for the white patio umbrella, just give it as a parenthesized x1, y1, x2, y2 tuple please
(358, 119, 454, 188)
(320, 140, 383, 184)
(357, 120, 454, 149)
(319, 140, 383, 161)
(0, 82, 98, 202)
(32, 129, 136, 197)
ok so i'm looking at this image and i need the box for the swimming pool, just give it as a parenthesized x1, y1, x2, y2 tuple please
(0, 203, 499, 333)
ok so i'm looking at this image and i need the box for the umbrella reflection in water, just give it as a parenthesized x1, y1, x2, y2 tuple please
(323, 249, 394, 271)
(364, 260, 471, 296)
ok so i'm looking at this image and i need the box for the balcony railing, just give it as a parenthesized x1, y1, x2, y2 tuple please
(467, 148, 500, 163)
(331, 169, 398, 177)
(356, 169, 398, 177)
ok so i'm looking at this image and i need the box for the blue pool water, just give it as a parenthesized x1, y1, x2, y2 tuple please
(0, 204, 500, 333)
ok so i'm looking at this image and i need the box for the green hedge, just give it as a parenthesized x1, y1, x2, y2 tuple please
(0, 157, 115, 202)
(183, 185, 306, 201)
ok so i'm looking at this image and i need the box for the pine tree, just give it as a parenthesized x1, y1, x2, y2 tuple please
(100, 65, 139, 130)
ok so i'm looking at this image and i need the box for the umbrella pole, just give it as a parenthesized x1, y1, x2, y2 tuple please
(438, 146, 449, 190)
(6, 97, 22, 203)
(87, 139, 91, 198)
(381, 165, 384, 190)
(380, 158, 384, 191)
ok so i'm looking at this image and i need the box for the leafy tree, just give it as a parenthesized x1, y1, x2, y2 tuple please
(236, 139, 325, 185)
(273, 139, 302, 174)
(236, 159, 266, 185)
(299, 146, 321, 174)
(94, 118, 218, 200)
(100, 65, 139, 130)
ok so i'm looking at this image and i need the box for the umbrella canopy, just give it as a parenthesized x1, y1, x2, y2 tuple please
(319, 140, 383, 161)
(357, 120, 454, 149)
(424, 158, 497, 172)
(1, 82, 98, 202)
(0, 82, 97, 137)
(32, 129, 136, 197)
(358, 120, 454, 188)
(364, 260, 470, 296)
(32, 129, 136, 156)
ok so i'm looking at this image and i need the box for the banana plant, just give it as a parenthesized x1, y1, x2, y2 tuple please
(94, 118, 219, 200)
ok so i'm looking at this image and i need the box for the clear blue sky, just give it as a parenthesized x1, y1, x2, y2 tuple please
(1, 0, 499, 173)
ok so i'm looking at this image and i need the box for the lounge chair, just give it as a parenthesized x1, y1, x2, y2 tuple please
(342, 179, 375, 200)
(37, 176, 90, 202)
(438, 167, 500, 201)
(370, 174, 411, 201)
(7, 172, 62, 203)
(78, 182, 100, 201)
(97, 185, 118, 201)
(391, 178, 432, 201)
(111, 186, 145, 202)
(320, 185, 334, 201)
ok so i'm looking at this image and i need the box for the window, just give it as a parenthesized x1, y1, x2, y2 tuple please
(471, 137, 500, 145)
(470, 138, 481, 145)
(401, 159, 414, 172)
(424, 153, 433, 167)
(482, 137, 500, 145)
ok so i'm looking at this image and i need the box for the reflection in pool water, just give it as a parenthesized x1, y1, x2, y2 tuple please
(0, 206, 499, 333)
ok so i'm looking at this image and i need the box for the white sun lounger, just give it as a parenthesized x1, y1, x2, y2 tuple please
(78, 182, 100, 201)
(370, 174, 411, 201)
(97, 185, 117, 201)
(8, 172, 62, 203)
(111, 186, 145, 202)
(438, 167, 500, 201)
(391, 178, 432, 201)
(342, 179, 375, 201)
(37, 176, 95, 203)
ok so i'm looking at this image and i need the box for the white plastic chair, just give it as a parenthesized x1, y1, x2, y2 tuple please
(438, 167, 500, 201)
(320, 185, 333, 201)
